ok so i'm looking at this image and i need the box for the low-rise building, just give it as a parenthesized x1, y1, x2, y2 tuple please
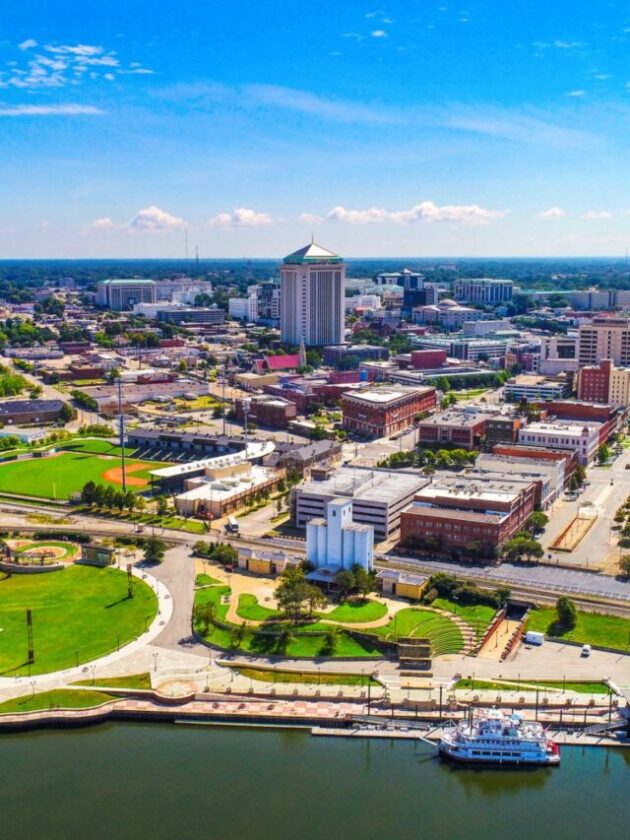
(293, 467, 427, 541)
(517, 420, 601, 465)
(173, 460, 282, 518)
(234, 394, 297, 429)
(503, 374, 570, 402)
(417, 408, 490, 449)
(341, 385, 437, 438)
(400, 473, 536, 558)
(0, 399, 66, 425)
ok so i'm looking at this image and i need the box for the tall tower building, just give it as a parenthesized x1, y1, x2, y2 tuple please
(280, 241, 345, 347)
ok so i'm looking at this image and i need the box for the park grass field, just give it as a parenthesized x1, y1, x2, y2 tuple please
(0, 689, 115, 714)
(526, 607, 630, 652)
(0, 449, 169, 499)
(0, 565, 158, 676)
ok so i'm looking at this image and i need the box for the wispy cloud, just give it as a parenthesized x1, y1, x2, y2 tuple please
(0, 41, 153, 89)
(326, 201, 507, 226)
(0, 104, 104, 116)
(371, 30, 388, 38)
(209, 207, 272, 227)
(537, 207, 566, 219)
(582, 210, 612, 219)
(566, 89, 586, 97)
(243, 84, 400, 124)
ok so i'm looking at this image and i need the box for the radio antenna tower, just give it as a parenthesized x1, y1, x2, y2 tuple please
(117, 377, 127, 493)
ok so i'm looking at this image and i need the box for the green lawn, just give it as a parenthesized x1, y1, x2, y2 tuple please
(0, 566, 158, 676)
(73, 672, 152, 690)
(0, 450, 169, 499)
(370, 608, 464, 655)
(236, 667, 380, 686)
(526, 607, 630, 652)
(432, 598, 497, 637)
(13, 540, 80, 562)
(195, 573, 221, 587)
(454, 678, 610, 695)
(320, 599, 388, 624)
(193, 589, 383, 659)
(237, 593, 279, 622)
(0, 689, 115, 714)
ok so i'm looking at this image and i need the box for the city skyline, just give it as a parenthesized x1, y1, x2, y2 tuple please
(3, 2, 630, 257)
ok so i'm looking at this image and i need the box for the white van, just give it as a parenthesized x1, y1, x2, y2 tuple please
(581, 644, 591, 657)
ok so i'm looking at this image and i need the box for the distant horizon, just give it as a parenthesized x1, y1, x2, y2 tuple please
(1, 255, 630, 264)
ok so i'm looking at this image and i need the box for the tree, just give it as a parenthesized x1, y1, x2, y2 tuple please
(275, 567, 311, 624)
(335, 569, 355, 601)
(527, 511, 549, 534)
(80, 480, 97, 506)
(155, 495, 169, 516)
(211, 543, 237, 566)
(555, 595, 578, 631)
(619, 555, 630, 578)
(143, 536, 166, 565)
(353, 565, 374, 600)
(598, 444, 611, 465)
(92, 483, 105, 507)
(59, 402, 76, 423)
(103, 486, 116, 509)
(114, 490, 126, 512)
(124, 489, 136, 513)
(305, 584, 327, 616)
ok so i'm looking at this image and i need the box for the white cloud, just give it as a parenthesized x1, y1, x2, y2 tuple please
(582, 210, 612, 219)
(554, 40, 584, 49)
(0, 104, 104, 116)
(0, 42, 152, 89)
(87, 217, 117, 231)
(537, 207, 566, 219)
(209, 207, 272, 227)
(243, 84, 400, 124)
(327, 205, 389, 224)
(129, 206, 187, 232)
(326, 201, 507, 226)
(566, 89, 586, 97)
(371, 30, 388, 38)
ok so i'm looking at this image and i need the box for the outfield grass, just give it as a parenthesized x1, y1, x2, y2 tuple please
(0, 566, 158, 676)
(526, 607, 630, 651)
(0, 450, 168, 499)
(0, 689, 115, 714)
(60, 439, 139, 458)
(432, 598, 497, 637)
(320, 599, 388, 624)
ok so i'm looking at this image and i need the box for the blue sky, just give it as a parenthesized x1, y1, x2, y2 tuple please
(2, 1, 630, 258)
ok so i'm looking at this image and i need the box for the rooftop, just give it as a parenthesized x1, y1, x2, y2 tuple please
(343, 385, 434, 404)
(300, 466, 426, 504)
(283, 241, 343, 265)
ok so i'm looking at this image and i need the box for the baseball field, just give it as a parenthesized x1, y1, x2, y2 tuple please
(0, 445, 169, 500)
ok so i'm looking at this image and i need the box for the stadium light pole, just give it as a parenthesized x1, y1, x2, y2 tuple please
(117, 377, 127, 493)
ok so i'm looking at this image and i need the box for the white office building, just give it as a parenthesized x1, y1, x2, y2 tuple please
(306, 497, 374, 572)
(280, 241, 345, 347)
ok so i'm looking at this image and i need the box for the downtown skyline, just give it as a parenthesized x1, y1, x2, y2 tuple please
(3, 1, 630, 258)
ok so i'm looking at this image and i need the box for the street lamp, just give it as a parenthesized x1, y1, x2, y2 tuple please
(152, 652, 159, 673)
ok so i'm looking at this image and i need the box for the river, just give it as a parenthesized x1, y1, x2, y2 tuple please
(1, 724, 628, 839)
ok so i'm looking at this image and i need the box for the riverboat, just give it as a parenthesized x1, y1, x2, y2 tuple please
(439, 709, 560, 766)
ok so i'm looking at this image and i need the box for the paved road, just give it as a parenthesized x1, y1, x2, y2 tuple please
(149, 545, 198, 651)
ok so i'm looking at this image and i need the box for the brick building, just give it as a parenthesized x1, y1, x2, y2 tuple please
(492, 443, 578, 486)
(341, 386, 436, 438)
(577, 359, 630, 407)
(400, 474, 536, 558)
(410, 348, 448, 369)
(0, 399, 66, 425)
(417, 409, 489, 449)
(234, 394, 297, 429)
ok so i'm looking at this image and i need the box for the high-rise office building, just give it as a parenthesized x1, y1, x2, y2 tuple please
(280, 241, 345, 346)
(578, 316, 630, 366)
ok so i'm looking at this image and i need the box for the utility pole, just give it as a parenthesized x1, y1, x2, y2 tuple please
(117, 377, 127, 493)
